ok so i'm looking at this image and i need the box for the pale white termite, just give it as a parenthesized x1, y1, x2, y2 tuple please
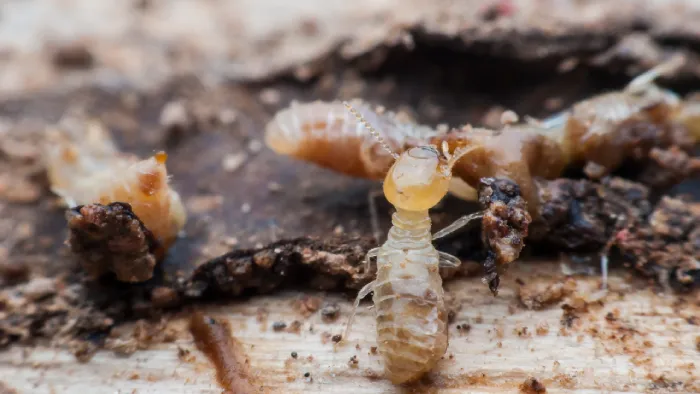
(339, 102, 482, 385)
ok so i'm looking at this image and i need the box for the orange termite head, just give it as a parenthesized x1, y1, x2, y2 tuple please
(383, 145, 452, 211)
(343, 101, 474, 211)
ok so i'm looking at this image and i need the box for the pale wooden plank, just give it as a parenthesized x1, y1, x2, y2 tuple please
(0, 261, 698, 393)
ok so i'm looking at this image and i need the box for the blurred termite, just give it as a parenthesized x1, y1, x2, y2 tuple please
(44, 116, 187, 254)
(340, 101, 480, 385)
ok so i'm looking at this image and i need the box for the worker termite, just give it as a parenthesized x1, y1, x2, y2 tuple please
(44, 115, 187, 254)
(339, 101, 483, 385)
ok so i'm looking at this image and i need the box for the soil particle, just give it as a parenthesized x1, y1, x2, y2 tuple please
(50, 42, 95, 69)
(518, 278, 577, 310)
(150, 287, 181, 309)
(519, 377, 547, 393)
(293, 295, 322, 318)
(0, 259, 30, 285)
(66, 203, 160, 283)
(478, 177, 531, 295)
(616, 196, 700, 291)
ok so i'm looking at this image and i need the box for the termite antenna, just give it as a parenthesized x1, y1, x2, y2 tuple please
(342, 101, 400, 160)
(625, 54, 685, 93)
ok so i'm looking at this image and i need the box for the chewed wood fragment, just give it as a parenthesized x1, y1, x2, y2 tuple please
(66, 202, 160, 282)
(43, 115, 186, 253)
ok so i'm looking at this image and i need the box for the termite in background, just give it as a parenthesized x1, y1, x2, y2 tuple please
(339, 101, 484, 385)
(265, 56, 700, 292)
(43, 115, 187, 281)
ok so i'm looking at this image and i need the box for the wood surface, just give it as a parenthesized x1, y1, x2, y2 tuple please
(1, 261, 698, 393)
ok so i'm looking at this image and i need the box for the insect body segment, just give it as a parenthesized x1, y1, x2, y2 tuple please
(341, 103, 478, 384)
(44, 116, 186, 250)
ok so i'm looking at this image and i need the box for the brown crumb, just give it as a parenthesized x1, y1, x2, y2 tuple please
(695, 336, 700, 351)
(70, 340, 98, 363)
(518, 278, 576, 310)
(177, 347, 195, 363)
(151, 286, 180, 308)
(535, 322, 550, 336)
(287, 320, 302, 334)
(456, 323, 472, 334)
(0, 260, 31, 284)
(553, 373, 577, 389)
(51, 42, 94, 69)
(514, 325, 531, 338)
(293, 295, 322, 318)
(370, 346, 377, 354)
(332, 334, 342, 343)
(520, 377, 547, 393)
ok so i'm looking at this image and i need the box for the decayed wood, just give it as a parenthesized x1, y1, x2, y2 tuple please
(0, 262, 697, 394)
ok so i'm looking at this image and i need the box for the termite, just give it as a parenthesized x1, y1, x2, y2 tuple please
(44, 115, 187, 250)
(339, 101, 482, 385)
(265, 58, 700, 291)
(266, 56, 698, 211)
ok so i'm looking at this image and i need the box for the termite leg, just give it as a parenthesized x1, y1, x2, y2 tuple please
(368, 189, 384, 244)
(438, 251, 461, 269)
(342, 280, 375, 342)
(364, 247, 379, 273)
(432, 212, 484, 241)
(600, 255, 609, 291)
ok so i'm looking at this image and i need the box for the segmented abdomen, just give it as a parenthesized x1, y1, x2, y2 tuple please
(373, 249, 448, 384)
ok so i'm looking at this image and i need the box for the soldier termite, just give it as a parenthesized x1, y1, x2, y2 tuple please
(44, 115, 187, 251)
(339, 101, 482, 385)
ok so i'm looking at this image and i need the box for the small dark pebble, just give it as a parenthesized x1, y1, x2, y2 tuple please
(304, 372, 310, 378)
(456, 323, 472, 333)
(520, 377, 547, 393)
(291, 351, 298, 359)
(0, 260, 30, 284)
(272, 321, 287, 331)
(515, 278, 526, 286)
(605, 312, 616, 322)
(331, 334, 342, 343)
(320, 302, 340, 322)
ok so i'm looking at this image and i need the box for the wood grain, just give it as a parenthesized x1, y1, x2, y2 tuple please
(1, 261, 698, 393)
